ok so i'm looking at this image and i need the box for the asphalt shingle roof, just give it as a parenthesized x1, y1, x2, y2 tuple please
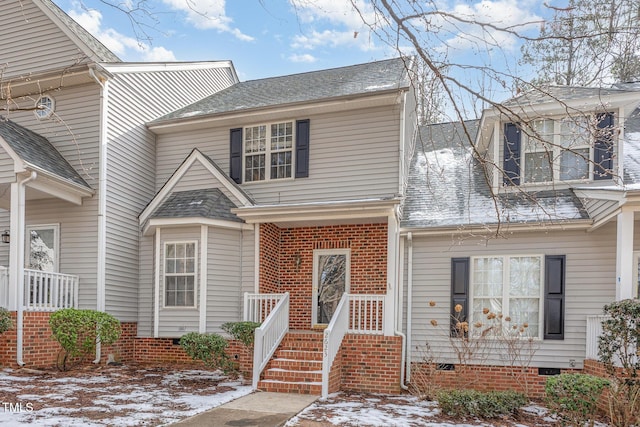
(150, 188, 243, 222)
(0, 118, 91, 189)
(401, 120, 589, 229)
(38, 0, 120, 63)
(156, 57, 411, 121)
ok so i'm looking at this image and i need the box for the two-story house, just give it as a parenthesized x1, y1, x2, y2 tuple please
(401, 86, 640, 394)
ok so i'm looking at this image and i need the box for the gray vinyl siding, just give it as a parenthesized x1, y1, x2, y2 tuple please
(401, 87, 418, 197)
(157, 228, 201, 337)
(0, 150, 16, 183)
(241, 228, 256, 296)
(582, 198, 618, 223)
(0, 0, 92, 79)
(206, 227, 244, 332)
(106, 66, 236, 321)
(137, 233, 154, 337)
(172, 161, 245, 207)
(404, 224, 617, 370)
(155, 105, 402, 204)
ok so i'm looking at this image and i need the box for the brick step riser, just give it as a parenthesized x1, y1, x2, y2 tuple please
(258, 381, 321, 395)
(262, 370, 322, 383)
(274, 350, 323, 361)
(268, 359, 323, 371)
(277, 344, 324, 352)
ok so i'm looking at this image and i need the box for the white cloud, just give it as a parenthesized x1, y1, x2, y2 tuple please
(289, 53, 317, 63)
(160, 0, 254, 41)
(67, 6, 177, 62)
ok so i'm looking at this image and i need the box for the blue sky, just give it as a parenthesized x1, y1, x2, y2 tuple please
(52, 0, 555, 106)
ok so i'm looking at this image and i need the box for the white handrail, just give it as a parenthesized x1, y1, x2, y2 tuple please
(322, 293, 349, 397)
(252, 292, 289, 389)
(348, 294, 384, 335)
(244, 292, 287, 323)
(23, 269, 79, 311)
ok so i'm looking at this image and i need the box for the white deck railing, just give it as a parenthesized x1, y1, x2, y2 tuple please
(322, 293, 349, 397)
(251, 292, 289, 389)
(24, 269, 79, 311)
(0, 267, 8, 309)
(244, 292, 287, 323)
(348, 294, 384, 335)
(586, 315, 606, 361)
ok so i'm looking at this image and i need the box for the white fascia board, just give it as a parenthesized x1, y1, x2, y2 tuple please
(148, 91, 404, 134)
(233, 198, 401, 224)
(139, 150, 252, 224)
(143, 217, 251, 236)
(400, 219, 593, 237)
(101, 61, 236, 75)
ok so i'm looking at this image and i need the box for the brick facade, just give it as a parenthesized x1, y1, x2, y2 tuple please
(340, 334, 402, 394)
(261, 223, 388, 329)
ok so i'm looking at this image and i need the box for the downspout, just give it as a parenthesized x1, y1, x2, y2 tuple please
(406, 232, 413, 383)
(89, 67, 108, 364)
(395, 234, 408, 391)
(16, 171, 37, 366)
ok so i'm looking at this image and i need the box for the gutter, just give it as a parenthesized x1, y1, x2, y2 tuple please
(16, 172, 38, 367)
(400, 220, 593, 237)
(405, 232, 413, 383)
(395, 234, 408, 391)
(89, 67, 109, 364)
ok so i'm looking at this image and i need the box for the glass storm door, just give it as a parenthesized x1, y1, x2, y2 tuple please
(312, 249, 350, 326)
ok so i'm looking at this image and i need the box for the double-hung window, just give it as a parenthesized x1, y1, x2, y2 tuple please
(164, 242, 196, 307)
(244, 121, 293, 182)
(470, 255, 543, 338)
(519, 116, 598, 184)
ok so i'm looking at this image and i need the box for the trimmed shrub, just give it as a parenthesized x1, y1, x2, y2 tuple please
(221, 321, 260, 347)
(545, 373, 609, 427)
(436, 389, 526, 419)
(0, 307, 12, 334)
(49, 308, 121, 370)
(179, 332, 234, 373)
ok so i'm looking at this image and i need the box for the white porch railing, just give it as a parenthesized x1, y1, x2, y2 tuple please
(244, 292, 287, 323)
(250, 292, 289, 389)
(0, 267, 8, 309)
(348, 294, 384, 335)
(24, 269, 79, 311)
(322, 293, 350, 397)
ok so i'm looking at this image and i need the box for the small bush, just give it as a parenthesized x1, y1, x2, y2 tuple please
(436, 389, 526, 419)
(0, 308, 12, 334)
(49, 308, 121, 370)
(545, 373, 609, 427)
(179, 332, 234, 373)
(221, 321, 260, 347)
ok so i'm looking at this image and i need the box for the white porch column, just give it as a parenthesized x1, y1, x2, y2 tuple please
(384, 214, 398, 336)
(616, 208, 635, 301)
(7, 182, 21, 311)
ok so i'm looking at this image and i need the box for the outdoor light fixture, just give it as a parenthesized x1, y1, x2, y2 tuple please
(1, 231, 9, 244)
(294, 253, 302, 269)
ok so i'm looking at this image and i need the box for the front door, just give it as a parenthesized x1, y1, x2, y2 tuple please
(312, 249, 350, 326)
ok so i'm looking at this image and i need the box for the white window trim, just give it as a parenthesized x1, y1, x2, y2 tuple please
(468, 254, 544, 340)
(521, 117, 594, 185)
(162, 240, 198, 309)
(34, 95, 55, 120)
(242, 121, 295, 183)
(25, 223, 60, 272)
(312, 248, 351, 327)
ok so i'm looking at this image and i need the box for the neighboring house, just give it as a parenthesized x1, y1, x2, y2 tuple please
(0, 0, 637, 400)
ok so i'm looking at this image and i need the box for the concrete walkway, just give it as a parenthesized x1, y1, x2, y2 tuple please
(171, 392, 318, 427)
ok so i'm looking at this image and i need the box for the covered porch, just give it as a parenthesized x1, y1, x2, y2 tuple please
(232, 197, 404, 397)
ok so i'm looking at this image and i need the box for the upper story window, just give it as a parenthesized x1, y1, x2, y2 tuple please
(244, 122, 293, 182)
(504, 112, 615, 186)
(229, 119, 310, 185)
(34, 95, 55, 120)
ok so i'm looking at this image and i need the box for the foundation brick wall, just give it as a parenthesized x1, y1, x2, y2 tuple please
(0, 312, 62, 368)
(273, 223, 388, 329)
(340, 334, 402, 394)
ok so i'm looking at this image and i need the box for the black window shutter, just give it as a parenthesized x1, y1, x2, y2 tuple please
(295, 119, 310, 178)
(594, 112, 614, 180)
(503, 123, 521, 185)
(544, 255, 565, 340)
(230, 128, 243, 184)
(451, 258, 470, 337)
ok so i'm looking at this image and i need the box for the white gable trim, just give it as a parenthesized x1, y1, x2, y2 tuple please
(143, 217, 252, 236)
(139, 149, 253, 225)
